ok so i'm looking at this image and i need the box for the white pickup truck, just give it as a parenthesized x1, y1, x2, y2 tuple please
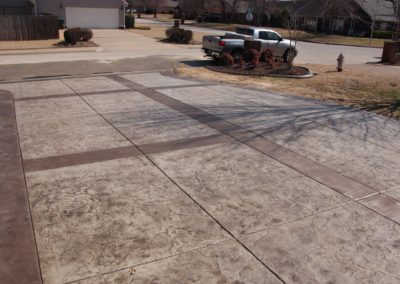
(202, 27, 297, 62)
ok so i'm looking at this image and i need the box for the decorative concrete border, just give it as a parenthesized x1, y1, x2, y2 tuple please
(206, 66, 314, 79)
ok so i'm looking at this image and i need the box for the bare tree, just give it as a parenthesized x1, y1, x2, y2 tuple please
(250, 0, 272, 26)
(227, 0, 244, 24)
(145, 0, 166, 18)
(281, 11, 299, 67)
(319, 0, 356, 34)
(179, 0, 206, 19)
(217, 0, 243, 24)
(128, 0, 134, 15)
(395, 0, 400, 36)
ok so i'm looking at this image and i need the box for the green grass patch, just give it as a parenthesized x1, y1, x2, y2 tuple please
(375, 90, 400, 99)
(357, 89, 400, 118)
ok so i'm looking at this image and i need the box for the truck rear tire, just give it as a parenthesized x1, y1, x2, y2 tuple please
(231, 49, 243, 61)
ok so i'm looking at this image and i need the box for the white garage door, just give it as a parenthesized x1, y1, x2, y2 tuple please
(66, 7, 119, 29)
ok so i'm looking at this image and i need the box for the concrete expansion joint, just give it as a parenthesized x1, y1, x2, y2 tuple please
(58, 75, 287, 284)
(105, 73, 400, 228)
(64, 238, 233, 284)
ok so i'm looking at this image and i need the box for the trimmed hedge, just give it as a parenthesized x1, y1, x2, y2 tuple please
(125, 14, 135, 29)
(165, 27, 194, 44)
(81, 28, 93, 41)
(372, 30, 393, 39)
(64, 28, 81, 45)
(64, 27, 93, 45)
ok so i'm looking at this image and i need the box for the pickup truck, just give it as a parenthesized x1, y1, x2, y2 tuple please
(202, 27, 297, 62)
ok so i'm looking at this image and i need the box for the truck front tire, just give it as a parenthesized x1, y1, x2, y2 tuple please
(283, 49, 296, 63)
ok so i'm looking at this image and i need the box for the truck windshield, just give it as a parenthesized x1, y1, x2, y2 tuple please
(235, 27, 254, 36)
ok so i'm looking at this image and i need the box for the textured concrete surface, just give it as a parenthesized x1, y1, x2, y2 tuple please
(0, 91, 42, 284)
(159, 85, 400, 192)
(77, 240, 281, 284)
(1, 71, 400, 284)
(241, 203, 400, 283)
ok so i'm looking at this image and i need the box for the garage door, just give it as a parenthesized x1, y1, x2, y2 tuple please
(66, 7, 119, 29)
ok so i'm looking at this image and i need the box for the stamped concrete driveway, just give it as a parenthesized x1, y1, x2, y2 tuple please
(1, 72, 400, 284)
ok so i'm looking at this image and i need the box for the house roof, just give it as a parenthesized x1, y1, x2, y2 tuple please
(293, 0, 358, 17)
(355, 0, 396, 21)
(293, 0, 396, 22)
(225, 0, 249, 14)
(164, 0, 178, 9)
(0, 0, 31, 6)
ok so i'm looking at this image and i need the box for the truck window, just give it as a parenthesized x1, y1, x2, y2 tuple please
(259, 31, 281, 41)
(235, 27, 254, 36)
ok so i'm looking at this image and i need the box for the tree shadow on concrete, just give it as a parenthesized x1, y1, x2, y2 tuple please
(355, 99, 400, 120)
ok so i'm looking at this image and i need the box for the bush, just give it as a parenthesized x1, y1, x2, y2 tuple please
(183, 29, 193, 43)
(243, 49, 260, 63)
(125, 14, 135, 29)
(81, 28, 93, 41)
(64, 27, 94, 45)
(64, 27, 81, 45)
(165, 27, 193, 43)
(222, 53, 234, 66)
(260, 49, 274, 62)
(372, 30, 393, 39)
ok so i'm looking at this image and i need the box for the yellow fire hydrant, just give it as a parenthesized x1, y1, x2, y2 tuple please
(337, 53, 344, 72)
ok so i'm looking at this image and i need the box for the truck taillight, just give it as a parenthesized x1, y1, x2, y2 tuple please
(218, 41, 225, 47)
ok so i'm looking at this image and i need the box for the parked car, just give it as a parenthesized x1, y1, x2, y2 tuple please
(202, 27, 297, 62)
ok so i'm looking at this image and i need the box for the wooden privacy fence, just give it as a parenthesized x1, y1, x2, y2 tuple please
(0, 15, 59, 41)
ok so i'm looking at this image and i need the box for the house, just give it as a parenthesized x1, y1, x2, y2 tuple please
(133, 0, 178, 14)
(292, 0, 397, 35)
(35, 0, 128, 29)
(159, 0, 179, 14)
(0, 0, 35, 15)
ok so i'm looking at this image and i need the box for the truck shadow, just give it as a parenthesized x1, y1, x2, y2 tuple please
(179, 59, 216, 68)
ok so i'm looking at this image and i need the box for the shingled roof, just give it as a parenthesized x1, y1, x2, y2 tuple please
(355, 0, 396, 21)
(293, 0, 396, 22)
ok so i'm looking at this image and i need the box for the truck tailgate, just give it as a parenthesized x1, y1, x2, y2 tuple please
(202, 35, 222, 52)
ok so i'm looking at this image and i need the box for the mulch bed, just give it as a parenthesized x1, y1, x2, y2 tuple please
(207, 62, 313, 78)
(54, 41, 98, 48)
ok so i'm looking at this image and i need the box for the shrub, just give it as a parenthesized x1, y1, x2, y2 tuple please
(125, 15, 135, 29)
(64, 27, 81, 45)
(183, 29, 193, 43)
(222, 53, 234, 66)
(166, 27, 183, 41)
(238, 57, 245, 69)
(81, 28, 93, 41)
(64, 28, 94, 45)
(260, 49, 274, 62)
(243, 48, 260, 63)
(165, 27, 193, 43)
(165, 27, 174, 39)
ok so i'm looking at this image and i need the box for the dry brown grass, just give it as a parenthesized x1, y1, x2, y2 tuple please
(0, 30, 64, 51)
(129, 25, 205, 44)
(176, 63, 400, 118)
(138, 13, 175, 22)
(188, 22, 386, 48)
(135, 14, 386, 48)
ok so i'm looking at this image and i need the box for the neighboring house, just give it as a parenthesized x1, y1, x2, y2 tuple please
(134, 0, 178, 14)
(35, 0, 128, 29)
(293, 0, 397, 35)
(160, 0, 179, 13)
(0, 0, 35, 15)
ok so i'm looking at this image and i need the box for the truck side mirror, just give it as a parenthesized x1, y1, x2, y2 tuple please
(278, 37, 283, 42)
